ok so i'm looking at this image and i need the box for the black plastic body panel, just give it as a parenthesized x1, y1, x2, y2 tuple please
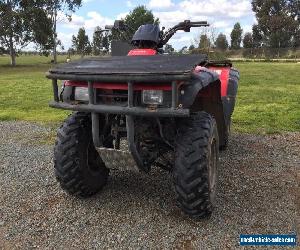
(178, 66, 239, 147)
(179, 68, 219, 108)
(179, 68, 226, 146)
(132, 24, 160, 43)
(111, 41, 133, 56)
(227, 68, 239, 96)
(222, 68, 239, 125)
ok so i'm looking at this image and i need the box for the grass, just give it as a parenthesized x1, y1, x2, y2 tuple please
(0, 55, 71, 123)
(233, 62, 300, 133)
(0, 55, 299, 133)
(0, 54, 75, 66)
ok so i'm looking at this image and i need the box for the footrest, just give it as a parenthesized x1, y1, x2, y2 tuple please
(96, 147, 139, 171)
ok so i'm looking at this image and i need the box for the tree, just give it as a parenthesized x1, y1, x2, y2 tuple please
(208, 26, 218, 48)
(43, 0, 82, 63)
(198, 34, 210, 49)
(72, 28, 90, 57)
(243, 32, 253, 48)
(102, 34, 110, 53)
(252, 0, 300, 48)
(164, 44, 174, 54)
(121, 6, 159, 40)
(178, 46, 188, 54)
(252, 24, 263, 48)
(215, 33, 228, 51)
(188, 44, 195, 51)
(230, 22, 243, 49)
(0, 47, 7, 55)
(0, 1, 52, 66)
(85, 42, 92, 56)
(92, 26, 103, 55)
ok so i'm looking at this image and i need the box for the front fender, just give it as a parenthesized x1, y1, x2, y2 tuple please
(179, 68, 220, 108)
(179, 68, 226, 147)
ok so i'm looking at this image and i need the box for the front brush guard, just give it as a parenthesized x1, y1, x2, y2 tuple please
(50, 80, 188, 172)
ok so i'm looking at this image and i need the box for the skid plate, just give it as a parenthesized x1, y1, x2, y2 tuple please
(96, 147, 139, 171)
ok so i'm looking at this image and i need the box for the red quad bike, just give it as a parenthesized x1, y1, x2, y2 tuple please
(47, 20, 239, 219)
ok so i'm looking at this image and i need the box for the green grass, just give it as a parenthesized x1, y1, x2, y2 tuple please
(0, 55, 299, 133)
(0, 55, 71, 123)
(233, 62, 300, 133)
(0, 54, 74, 66)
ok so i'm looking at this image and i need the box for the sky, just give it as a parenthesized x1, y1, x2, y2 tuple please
(57, 0, 256, 50)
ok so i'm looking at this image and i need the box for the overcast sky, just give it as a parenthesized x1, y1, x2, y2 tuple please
(57, 0, 256, 50)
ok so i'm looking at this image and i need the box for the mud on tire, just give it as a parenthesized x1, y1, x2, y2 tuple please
(174, 111, 219, 219)
(54, 112, 109, 197)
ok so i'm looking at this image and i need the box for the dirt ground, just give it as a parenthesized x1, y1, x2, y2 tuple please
(0, 121, 299, 249)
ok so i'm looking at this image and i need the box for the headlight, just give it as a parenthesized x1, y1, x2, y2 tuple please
(142, 90, 163, 105)
(74, 87, 89, 102)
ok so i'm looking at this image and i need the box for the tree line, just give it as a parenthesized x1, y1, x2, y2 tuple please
(1, 1, 299, 65)
(69, 26, 110, 57)
(70, 0, 300, 58)
(186, 0, 299, 55)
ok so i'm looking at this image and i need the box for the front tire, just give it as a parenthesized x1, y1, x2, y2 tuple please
(174, 111, 219, 219)
(54, 112, 109, 197)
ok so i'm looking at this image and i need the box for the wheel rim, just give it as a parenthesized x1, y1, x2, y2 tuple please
(208, 138, 217, 205)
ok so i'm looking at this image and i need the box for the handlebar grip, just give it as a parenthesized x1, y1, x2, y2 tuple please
(105, 25, 114, 30)
(190, 21, 208, 24)
(190, 21, 209, 25)
(190, 23, 209, 27)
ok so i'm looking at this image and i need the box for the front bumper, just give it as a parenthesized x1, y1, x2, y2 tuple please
(50, 80, 188, 172)
(49, 101, 189, 117)
(50, 79, 190, 117)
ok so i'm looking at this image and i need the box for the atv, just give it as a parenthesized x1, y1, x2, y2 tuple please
(47, 20, 239, 219)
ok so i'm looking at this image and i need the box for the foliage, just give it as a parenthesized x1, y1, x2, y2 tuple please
(111, 5, 159, 42)
(72, 28, 91, 57)
(41, 0, 82, 63)
(215, 33, 228, 51)
(243, 32, 254, 49)
(198, 34, 210, 49)
(102, 34, 110, 52)
(0, 0, 82, 65)
(164, 44, 175, 54)
(0, 0, 52, 66)
(230, 22, 243, 49)
(188, 44, 195, 51)
(252, 24, 263, 48)
(178, 46, 188, 54)
(252, 0, 300, 48)
(92, 26, 103, 55)
(242, 32, 254, 57)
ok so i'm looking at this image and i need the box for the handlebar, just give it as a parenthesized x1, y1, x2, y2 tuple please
(103, 19, 209, 48)
(158, 20, 209, 47)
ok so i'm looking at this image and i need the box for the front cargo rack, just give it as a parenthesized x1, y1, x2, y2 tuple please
(47, 54, 208, 117)
(47, 54, 208, 82)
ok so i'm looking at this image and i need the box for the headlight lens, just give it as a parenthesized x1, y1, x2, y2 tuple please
(74, 87, 89, 102)
(142, 90, 163, 105)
